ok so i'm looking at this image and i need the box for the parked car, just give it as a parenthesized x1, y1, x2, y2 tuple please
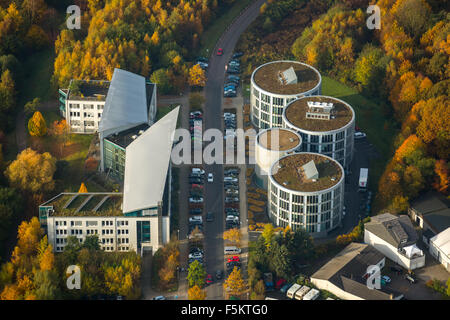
(215, 270, 223, 280)
(189, 197, 204, 203)
(189, 216, 203, 223)
(232, 52, 243, 59)
(206, 274, 214, 285)
(153, 296, 166, 300)
(196, 57, 208, 63)
(217, 48, 223, 56)
(354, 132, 367, 139)
(189, 252, 203, 259)
(227, 75, 240, 81)
(381, 275, 391, 284)
(390, 266, 402, 274)
(207, 173, 214, 183)
(189, 208, 203, 215)
(206, 212, 214, 222)
(224, 91, 236, 97)
(227, 256, 240, 263)
(405, 274, 416, 284)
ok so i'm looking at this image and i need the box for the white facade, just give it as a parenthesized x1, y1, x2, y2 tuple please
(267, 153, 345, 236)
(364, 229, 425, 270)
(282, 96, 355, 170)
(46, 214, 170, 254)
(250, 61, 322, 130)
(429, 228, 450, 272)
(66, 98, 106, 133)
(255, 128, 301, 188)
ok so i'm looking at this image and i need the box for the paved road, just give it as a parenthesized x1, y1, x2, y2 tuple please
(203, 0, 267, 300)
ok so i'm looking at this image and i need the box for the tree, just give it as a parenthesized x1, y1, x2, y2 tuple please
(78, 182, 88, 193)
(0, 69, 16, 112)
(223, 228, 241, 246)
(224, 266, 246, 298)
(261, 224, 274, 249)
(189, 92, 205, 110)
(24, 97, 41, 115)
(188, 285, 206, 300)
(269, 242, 291, 279)
(150, 69, 172, 94)
(5, 148, 56, 193)
(393, 0, 432, 39)
(34, 270, 60, 300)
(188, 64, 206, 87)
(433, 160, 449, 194)
(83, 235, 100, 251)
(28, 111, 47, 137)
(187, 260, 206, 288)
(250, 279, 265, 300)
(49, 119, 69, 156)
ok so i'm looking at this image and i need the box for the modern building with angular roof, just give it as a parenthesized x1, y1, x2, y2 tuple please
(39, 107, 179, 255)
(97, 68, 158, 177)
(429, 227, 450, 272)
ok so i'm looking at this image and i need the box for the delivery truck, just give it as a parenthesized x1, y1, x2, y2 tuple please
(359, 168, 368, 192)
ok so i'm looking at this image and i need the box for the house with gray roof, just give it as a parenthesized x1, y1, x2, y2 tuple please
(408, 192, 450, 244)
(364, 213, 425, 270)
(311, 242, 404, 300)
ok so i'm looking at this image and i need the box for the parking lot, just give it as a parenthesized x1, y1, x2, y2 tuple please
(381, 256, 447, 300)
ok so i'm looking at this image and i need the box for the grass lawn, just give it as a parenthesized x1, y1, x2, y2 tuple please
(199, 0, 254, 57)
(322, 76, 399, 191)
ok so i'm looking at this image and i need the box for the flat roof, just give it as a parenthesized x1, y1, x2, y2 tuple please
(253, 61, 320, 95)
(257, 128, 301, 151)
(67, 80, 110, 101)
(271, 153, 343, 192)
(431, 227, 450, 257)
(284, 96, 354, 132)
(105, 123, 150, 149)
(40, 192, 124, 217)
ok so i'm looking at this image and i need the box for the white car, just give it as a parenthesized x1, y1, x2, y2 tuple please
(224, 177, 238, 182)
(189, 216, 203, 223)
(208, 173, 214, 183)
(354, 132, 367, 139)
(189, 252, 203, 259)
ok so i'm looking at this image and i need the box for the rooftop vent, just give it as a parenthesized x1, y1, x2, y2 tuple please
(302, 160, 319, 180)
(278, 66, 298, 85)
(305, 101, 335, 121)
(283, 181, 289, 186)
(289, 137, 294, 142)
(131, 135, 138, 140)
(331, 177, 336, 181)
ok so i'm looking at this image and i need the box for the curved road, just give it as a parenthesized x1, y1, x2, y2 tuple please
(203, 0, 266, 300)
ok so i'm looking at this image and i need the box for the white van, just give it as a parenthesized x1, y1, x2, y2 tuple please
(286, 284, 302, 299)
(294, 285, 311, 300)
(224, 246, 241, 255)
(303, 288, 320, 300)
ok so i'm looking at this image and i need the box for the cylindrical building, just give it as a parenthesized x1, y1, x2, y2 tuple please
(268, 153, 344, 237)
(255, 128, 302, 188)
(282, 96, 355, 170)
(250, 60, 322, 130)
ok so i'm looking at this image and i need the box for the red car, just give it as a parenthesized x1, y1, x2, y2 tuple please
(191, 184, 203, 189)
(227, 256, 240, 263)
(206, 274, 213, 284)
(217, 48, 223, 56)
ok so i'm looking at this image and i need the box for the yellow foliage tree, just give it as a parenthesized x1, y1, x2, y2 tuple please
(223, 228, 241, 246)
(78, 182, 88, 193)
(5, 148, 56, 193)
(28, 111, 47, 137)
(188, 285, 206, 300)
(188, 64, 206, 87)
(224, 267, 247, 298)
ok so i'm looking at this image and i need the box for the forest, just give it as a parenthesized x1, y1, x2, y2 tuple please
(237, 0, 449, 214)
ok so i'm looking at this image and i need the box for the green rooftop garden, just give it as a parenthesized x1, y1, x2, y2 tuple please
(42, 193, 124, 217)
